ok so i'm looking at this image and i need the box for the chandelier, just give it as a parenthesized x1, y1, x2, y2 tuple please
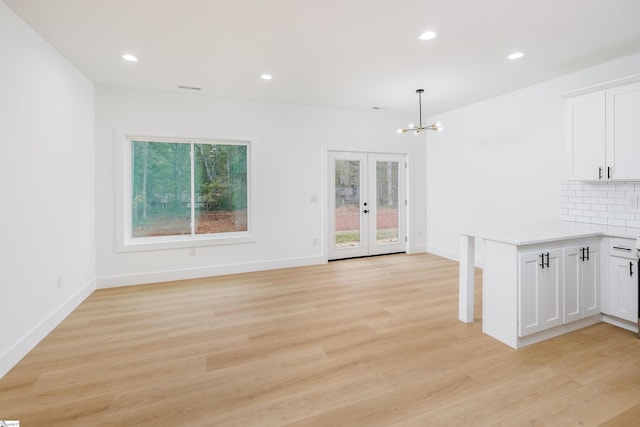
(397, 89, 443, 135)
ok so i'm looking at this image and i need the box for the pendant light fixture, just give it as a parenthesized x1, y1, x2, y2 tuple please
(397, 89, 443, 135)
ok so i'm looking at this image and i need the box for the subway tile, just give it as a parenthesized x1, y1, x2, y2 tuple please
(617, 212, 636, 220)
(607, 191, 625, 198)
(626, 220, 640, 228)
(575, 216, 592, 223)
(616, 184, 635, 191)
(598, 198, 616, 205)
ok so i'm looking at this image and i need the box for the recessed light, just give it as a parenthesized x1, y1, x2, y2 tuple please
(418, 31, 437, 41)
(508, 52, 524, 60)
(260, 74, 273, 80)
(122, 54, 138, 62)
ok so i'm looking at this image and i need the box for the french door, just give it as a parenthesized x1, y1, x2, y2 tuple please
(328, 151, 406, 260)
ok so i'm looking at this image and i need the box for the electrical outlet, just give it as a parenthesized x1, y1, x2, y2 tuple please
(312, 238, 318, 246)
(57, 276, 63, 290)
(190, 247, 196, 256)
(627, 192, 640, 212)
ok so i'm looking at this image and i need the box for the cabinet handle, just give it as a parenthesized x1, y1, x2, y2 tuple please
(599, 167, 603, 180)
(608, 166, 612, 179)
(613, 246, 632, 251)
(539, 253, 545, 269)
(630, 261, 634, 277)
(586, 246, 590, 261)
(580, 247, 584, 262)
(545, 252, 550, 268)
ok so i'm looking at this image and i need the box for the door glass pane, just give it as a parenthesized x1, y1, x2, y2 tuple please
(376, 161, 399, 244)
(194, 143, 248, 234)
(335, 160, 360, 248)
(131, 141, 191, 237)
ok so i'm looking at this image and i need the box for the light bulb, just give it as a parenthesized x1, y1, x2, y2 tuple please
(396, 128, 403, 133)
(408, 123, 415, 129)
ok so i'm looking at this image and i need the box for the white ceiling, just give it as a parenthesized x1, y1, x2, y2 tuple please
(4, 0, 640, 115)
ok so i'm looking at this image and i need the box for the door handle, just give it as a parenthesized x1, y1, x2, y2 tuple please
(545, 252, 550, 268)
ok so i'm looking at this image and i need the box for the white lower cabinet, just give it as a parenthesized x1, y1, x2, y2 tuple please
(564, 244, 599, 323)
(607, 255, 638, 323)
(518, 243, 599, 338)
(519, 249, 563, 337)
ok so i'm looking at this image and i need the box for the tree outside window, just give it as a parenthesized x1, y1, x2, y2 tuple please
(131, 140, 248, 239)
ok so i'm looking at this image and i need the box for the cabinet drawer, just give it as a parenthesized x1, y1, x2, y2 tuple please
(609, 237, 637, 259)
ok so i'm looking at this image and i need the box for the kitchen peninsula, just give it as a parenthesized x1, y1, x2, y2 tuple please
(459, 222, 640, 348)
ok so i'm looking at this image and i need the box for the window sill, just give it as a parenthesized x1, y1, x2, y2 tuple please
(116, 233, 256, 253)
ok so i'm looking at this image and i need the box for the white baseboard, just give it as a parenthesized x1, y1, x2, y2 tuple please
(0, 279, 96, 379)
(427, 244, 485, 268)
(602, 314, 639, 334)
(407, 244, 427, 254)
(96, 255, 326, 288)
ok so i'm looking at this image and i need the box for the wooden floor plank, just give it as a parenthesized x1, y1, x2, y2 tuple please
(1, 253, 639, 426)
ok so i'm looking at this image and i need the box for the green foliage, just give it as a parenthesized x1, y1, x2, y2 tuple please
(131, 140, 248, 230)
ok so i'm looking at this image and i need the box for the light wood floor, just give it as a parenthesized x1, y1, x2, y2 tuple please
(2, 253, 640, 426)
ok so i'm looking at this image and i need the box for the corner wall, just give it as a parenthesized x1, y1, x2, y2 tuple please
(426, 53, 640, 263)
(0, 3, 96, 377)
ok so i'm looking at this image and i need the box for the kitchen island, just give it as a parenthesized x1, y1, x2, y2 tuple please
(459, 221, 640, 348)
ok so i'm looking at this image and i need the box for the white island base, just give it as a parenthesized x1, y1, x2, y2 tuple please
(481, 239, 600, 349)
(458, 222, 639, 349)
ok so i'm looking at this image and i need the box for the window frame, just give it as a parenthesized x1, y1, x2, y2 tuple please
(116, 130, 255, 252)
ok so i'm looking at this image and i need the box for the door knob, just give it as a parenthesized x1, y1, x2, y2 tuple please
(363, 209, 369, 214)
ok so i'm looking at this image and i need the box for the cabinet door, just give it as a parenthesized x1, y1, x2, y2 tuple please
(607, 82, 640, 180)
(519, 252, 543, 337)
(563, 246, 581, 323)
(519, 249, 563, 337)
(581, 245, 599, 318)
(566, 92, 605, 180)
(541, 249, 563, 330)
(608, 257, 638, 323)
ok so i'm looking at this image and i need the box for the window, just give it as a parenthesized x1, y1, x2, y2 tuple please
(119, 134, 252, 250)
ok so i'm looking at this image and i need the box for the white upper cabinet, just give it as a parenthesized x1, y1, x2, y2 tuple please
(565, 77, 640, 181)
(606, 82, 640, 180)
(566, 92, 605, 181)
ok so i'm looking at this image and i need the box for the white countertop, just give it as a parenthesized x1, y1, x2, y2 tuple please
(458, 221, 640, 246)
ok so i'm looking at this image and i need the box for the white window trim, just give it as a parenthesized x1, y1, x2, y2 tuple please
(115, 130, 256, 252)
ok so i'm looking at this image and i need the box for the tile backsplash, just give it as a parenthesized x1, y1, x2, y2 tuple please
(561, 181, 640, 228)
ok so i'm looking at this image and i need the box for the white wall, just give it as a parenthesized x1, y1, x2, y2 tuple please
(95, 87, 427, 287)
(426, 53, 640, 263)
(0, 2, 95, 378)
